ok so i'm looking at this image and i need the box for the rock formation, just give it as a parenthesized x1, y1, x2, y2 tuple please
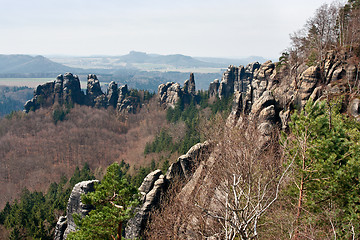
(210, 62, 261, 100)
(183, 73, 196, 95)
(25, 73, 84, 112)
(209, 79, 220, 98)
(54, 180, 99, 240)
(24, 73, 141, 114)
(158, 73, 197, 108)
(125, 141, 213, 239)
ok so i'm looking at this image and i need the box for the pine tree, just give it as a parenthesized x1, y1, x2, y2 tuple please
(286, 100, 360, 239)
(67, 163, 139, 240)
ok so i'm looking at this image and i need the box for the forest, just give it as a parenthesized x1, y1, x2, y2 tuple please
(0, 0, 360, 239)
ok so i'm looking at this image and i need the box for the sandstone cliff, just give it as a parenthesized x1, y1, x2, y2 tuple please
(24, 73, 140, 114)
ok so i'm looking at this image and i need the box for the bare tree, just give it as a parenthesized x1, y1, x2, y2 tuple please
(195, 119, 293, 240)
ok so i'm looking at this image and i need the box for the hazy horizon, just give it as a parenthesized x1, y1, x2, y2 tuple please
(1, 0, 341, 60)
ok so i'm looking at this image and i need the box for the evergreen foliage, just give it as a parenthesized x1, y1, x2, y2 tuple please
(0, 164, 95, 240)
(67, 162, 139, 240)
(147, 92, 232, 156)
(285, 100, 360, 238)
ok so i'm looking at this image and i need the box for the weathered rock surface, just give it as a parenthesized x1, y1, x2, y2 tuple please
(24, 73, 141, 114)
(158, 82, 182, 108)
(54, 216, 67, 240)
(125, 173, 167, 239)
(183, 73, 196, 95)
(125, 140, 213, 239)
(166, 141, 213, 181)
(25, 73, 84, 112)
(107, 81, 119, 108)
(349, 98, 360, 118)
(86, 74, 103, 106)
(158, 73, 198, 108)
(209, 79, 220, 98)
(55, 180, 99, 240)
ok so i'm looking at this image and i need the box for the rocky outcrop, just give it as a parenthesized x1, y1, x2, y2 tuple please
(209, 79, 220, 98)
(54, 216, 67, 240)
(158, 82, 182, 108)
(183, 73, 196, 95)
(85, 74, 104, 107)
(125, 140, 213, 239)
(166, 141, 213, 180)
(107, 81, 119, 108)
(125, 172, 167, 239)
(349, 98, 360, 119)
(298, 66, 321, 106)
(211, 62, 261, 99)
(25, 73, 84, 112)
(158, 73, 197, 108)
(24, 73, 141, 114)
(55, 180, 99, 240)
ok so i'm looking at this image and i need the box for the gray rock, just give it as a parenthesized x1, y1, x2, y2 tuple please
(86, 74, 104, 106)
(279, 109, 290, 130)
(227, 91, 243, 126)
(209, 79, 220, 98)
(298, 66, 320, 106)
(349, 98, 360, 118)
(166, 141, 212, 181)
(62, 73, 83, 105)
(125, 174, 167, 239)
(158, 82, 182, 109)
(219, 65, 237, 98)
(138, 169, 162, 195)
(54, 74, 64, 105)
(107, 81, 119, 108)
(183, 73, 196, 95)
(62, 180, 99, 239)
(54, 216, 67, 240)
(259, 105, 276, 122)
(250, 90, 275, 116)
(331, 67, 346, 82)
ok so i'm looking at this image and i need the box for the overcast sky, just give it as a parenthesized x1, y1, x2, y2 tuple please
(0, 0, 342, 59)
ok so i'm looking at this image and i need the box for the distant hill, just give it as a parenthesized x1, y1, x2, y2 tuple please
(195, 56, 270, 66)
(115, 51, 222, 68)
(0, 54, 79, 74)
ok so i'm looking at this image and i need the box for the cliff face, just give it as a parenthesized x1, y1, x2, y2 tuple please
(157, 73, 196, 109)
(54, 51, 359, 239)
(24, 73, 140, 114)
(146, 52, 360, 238)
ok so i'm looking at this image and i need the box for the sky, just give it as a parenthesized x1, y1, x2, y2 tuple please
(0, 0, 343, 60)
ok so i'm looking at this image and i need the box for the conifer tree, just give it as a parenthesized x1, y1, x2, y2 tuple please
(67, 162, 139, 240)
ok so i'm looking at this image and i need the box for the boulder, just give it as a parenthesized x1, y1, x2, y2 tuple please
(250, 90, 275, 116)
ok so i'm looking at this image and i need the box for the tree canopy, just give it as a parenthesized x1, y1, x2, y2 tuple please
(67, 162, 140, 240)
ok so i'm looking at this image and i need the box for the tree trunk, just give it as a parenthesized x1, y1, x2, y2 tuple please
(117, 221, 122, 240)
